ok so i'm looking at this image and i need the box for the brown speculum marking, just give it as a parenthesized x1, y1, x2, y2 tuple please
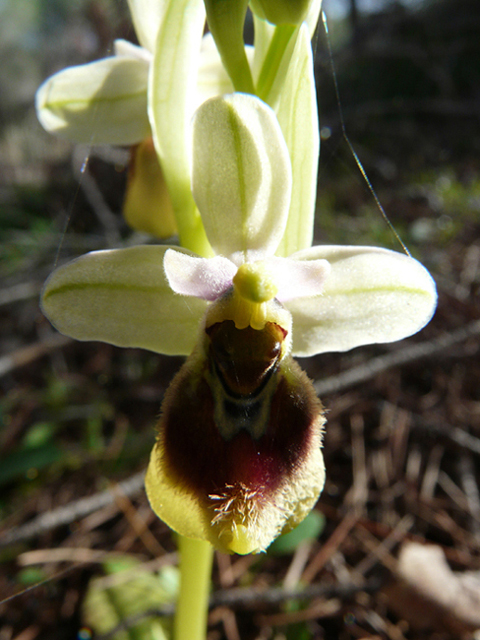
(160, 320, 321, 509)
(206, 320, 287, 396)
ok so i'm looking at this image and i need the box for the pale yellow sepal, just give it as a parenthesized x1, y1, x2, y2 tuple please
(286, 245, 438, 356)
(275, 24, 318, 256)
(126, 0, 167, 53)
(41, 245, 207, 356)
(192, 94, 292, 263)
(148, 0, 211, 256)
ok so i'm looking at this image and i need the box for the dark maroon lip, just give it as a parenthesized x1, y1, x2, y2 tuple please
(159, 351, 323, 504)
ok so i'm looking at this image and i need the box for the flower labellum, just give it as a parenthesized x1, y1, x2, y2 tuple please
(145, 263, 325, 555)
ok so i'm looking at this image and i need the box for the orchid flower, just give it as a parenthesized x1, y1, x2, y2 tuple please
(41, 93, 437, 554)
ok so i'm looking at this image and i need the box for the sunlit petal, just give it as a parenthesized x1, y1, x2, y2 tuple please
(192, 93, 292, 263)
(305, 0, 323, 37)
(41, 246, 207, 356)
(285, 245, 438, 356)
(148, 0, 210, 255)
(252, 13, 275, 83)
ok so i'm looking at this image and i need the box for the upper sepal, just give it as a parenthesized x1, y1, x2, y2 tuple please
(192, 93, 292, 263)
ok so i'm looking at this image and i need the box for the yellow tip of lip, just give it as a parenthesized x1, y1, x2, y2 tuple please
(225, 524, 258, 555)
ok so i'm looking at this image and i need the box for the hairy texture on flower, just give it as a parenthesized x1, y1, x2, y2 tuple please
(145, 299, 325, 554)
(163, 250, 237, 301)
(286, 245, 438, 356)
(164, 250, 330, 305)
(41, 246, 207, 356)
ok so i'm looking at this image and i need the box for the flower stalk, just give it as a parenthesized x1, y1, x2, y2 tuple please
(175, 537, 214, 640)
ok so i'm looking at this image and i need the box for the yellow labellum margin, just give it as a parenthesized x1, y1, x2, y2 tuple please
(147, 252, 325, 554)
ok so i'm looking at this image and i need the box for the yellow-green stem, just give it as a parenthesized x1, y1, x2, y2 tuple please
(174, 536, 214, 640)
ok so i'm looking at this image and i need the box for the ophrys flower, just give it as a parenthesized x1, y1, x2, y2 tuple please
(41, 93, 437, 553)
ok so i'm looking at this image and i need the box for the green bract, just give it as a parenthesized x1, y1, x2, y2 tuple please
(204, 0, 254, 93)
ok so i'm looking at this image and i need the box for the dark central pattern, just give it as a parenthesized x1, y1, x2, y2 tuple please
(160, 321, 319, 504)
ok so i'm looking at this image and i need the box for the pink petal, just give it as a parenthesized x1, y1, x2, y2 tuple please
(164, 249, 237, 301)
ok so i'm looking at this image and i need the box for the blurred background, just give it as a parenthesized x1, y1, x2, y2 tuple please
(1, 1, 480, 639)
